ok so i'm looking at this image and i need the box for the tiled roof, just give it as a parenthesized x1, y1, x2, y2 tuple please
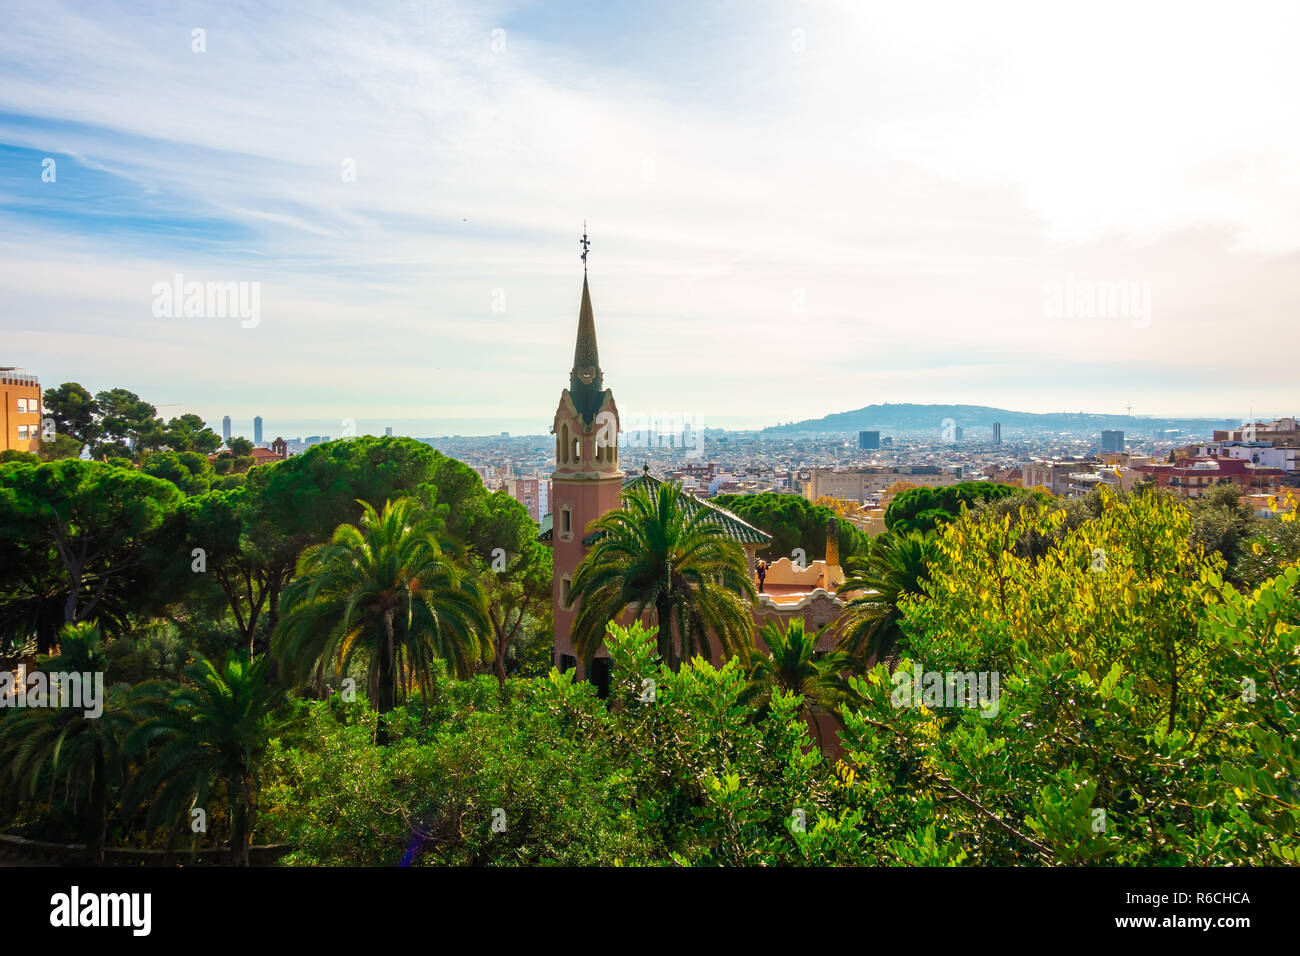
(579, 472, 772, 546)
(538, 473, 774, 546)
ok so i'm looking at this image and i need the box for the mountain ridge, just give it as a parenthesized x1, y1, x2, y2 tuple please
(760, 403, 1240, 437)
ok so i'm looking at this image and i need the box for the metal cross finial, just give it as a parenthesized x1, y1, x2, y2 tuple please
(580, 222, 590, 269)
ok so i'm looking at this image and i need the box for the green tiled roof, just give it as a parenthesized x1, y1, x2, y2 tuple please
(538, 512, 553, 541)
(578, 472, 772, 546)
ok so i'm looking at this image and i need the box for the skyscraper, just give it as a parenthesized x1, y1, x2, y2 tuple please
(222, 415, 232, 443)
(385, 426, 393, 437)
(254, 416, 263, 444)
(858, 430, 880, 450)
(993, 422, 1002, 446)
(1101, 429, 1124, 453)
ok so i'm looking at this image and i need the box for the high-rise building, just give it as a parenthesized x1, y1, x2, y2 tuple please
(1, 366, 41, 453)
(1101, 429, 1124, 453)
(508, 476, 550, 523)
(222, 415, 232, 443)
(385, 426, 393, 437)
(954, 426, 964, 442)
(858, 430, 879, 450)
(254, 416, 263, 444)
(993, 422, 1002, 446)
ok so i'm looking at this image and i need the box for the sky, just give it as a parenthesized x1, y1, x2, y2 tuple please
(1, 0, 1297, 437)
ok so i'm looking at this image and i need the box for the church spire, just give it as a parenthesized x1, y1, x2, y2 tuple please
(569, 226, 603, 423)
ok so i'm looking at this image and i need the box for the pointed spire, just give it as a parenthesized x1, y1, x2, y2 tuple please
(569, 273, 604, 423)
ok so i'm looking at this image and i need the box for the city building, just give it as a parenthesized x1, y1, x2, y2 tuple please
(993, 421, 1002, 446)
(385, 426, 393, 437)
(1135, 457, 1287, 499)
(1, 366, 42, 453)
(254, 415, 264, 445)
(1101, 429, 1125, 453)
(1214, 418, 1299, 444)
(858, 430, 879, 450)
(508, 476, 550, 523)
(804, 465, 960, 502)
(222, 415, 232, 443)
(1023, 458, 1097, 497)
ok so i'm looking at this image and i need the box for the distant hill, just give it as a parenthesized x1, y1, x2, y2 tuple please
(760, 403, 1238, 438)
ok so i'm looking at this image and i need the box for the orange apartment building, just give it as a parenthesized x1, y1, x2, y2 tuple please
(1, 367, 42, 453)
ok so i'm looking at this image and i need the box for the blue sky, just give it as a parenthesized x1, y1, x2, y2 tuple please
(2, 0, 1297, 435)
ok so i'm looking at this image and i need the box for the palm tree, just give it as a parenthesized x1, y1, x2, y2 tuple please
(274, 498, 488, 716)
(570, 482, 756, 670)
(745, 618, 856, 748)
(124, 651, 282, 866)
(835, 530, 937, 666)
(0, 623, 139, 863)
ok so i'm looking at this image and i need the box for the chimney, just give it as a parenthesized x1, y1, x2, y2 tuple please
(825, 516, 839, 570)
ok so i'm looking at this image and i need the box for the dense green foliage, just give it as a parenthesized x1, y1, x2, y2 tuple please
(884, 481, 1025, 535)
(711, 491, 870, 560)
(570, 483, 756, 669)
(2, 427, 1298, 867)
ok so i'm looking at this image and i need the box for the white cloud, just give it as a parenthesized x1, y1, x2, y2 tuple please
(0, 0, 1296, 426)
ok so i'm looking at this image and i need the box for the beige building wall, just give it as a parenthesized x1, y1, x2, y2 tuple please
(804, 467, 957, 502)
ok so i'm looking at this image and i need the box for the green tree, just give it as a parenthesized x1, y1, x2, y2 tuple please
(125, 652, 283, 866)
(745, 617, 854, 748)
(570, 482, 756, 670)
(226, 437, 254, 457)
(1189, 482, 1256, 579)
(161, 414, 223, 456)
(274, 498, 488, 721)
(92, 388, 163, 459)
(41, 382, 99, 447)
(0, 623, 141, 863)
(884, 481, 1022, 535)
(712, 491, 868, 561)
(183, 488, 276, 654)
(0, 460, 182, 632)
(36, 433, 86, 461)
(241, 436, 455, 635)
(457, 491, 552, 688)
(141, 450, 214, 495)
(835, 529, 937, 664)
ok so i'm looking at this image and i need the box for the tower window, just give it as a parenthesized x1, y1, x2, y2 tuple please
(561, 506, 572, 539)
(561, 576, 572, 606)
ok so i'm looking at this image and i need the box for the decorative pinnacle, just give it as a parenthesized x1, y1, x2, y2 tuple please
(580, 221, 590, 270)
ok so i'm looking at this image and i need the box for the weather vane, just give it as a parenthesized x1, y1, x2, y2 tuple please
(580, 221, 590, 270)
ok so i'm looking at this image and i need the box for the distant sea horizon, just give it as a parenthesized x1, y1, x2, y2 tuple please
(224, 416, 774, 442)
